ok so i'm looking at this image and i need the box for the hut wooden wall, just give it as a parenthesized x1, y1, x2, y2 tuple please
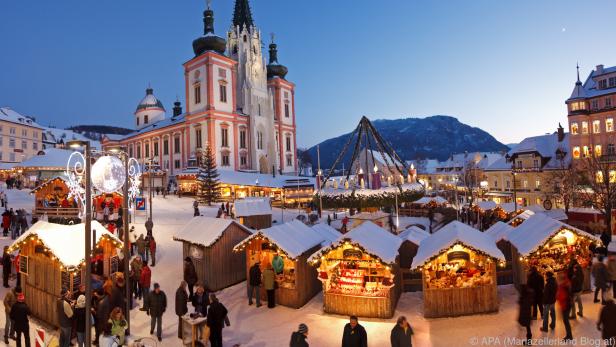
(182, 224, 250, 292)
(241, 215, 272, 230)
(422, 269, 498, 318)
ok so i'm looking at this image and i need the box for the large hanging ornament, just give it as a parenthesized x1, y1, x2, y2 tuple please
(91, 156, 126, 193)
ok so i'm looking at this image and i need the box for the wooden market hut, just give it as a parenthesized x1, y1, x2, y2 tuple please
(411, 221, 505, 318)
(233, 220, 330, 309)
(30, 176, 80, 222)
(508, 213, 601, 291)
(411, 196, 449, 208)
(234, 197, 273, 229)
(173, 217, 252, 291)
(484, 221, 515, 284)
(8, 221, 122, 327)
(309, 221, 404, 318)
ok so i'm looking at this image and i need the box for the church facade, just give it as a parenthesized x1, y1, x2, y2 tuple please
(102, 0, 297, 178)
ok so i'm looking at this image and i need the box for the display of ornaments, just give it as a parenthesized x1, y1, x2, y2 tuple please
(91, 155, 127, 193)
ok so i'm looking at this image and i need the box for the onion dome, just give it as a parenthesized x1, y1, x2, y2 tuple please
(136, 88, 165, 112)
(193, 6, 226, 56)
(266, 37, 288, 80)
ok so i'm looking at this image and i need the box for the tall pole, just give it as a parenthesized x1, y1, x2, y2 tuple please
(317, 145, 323, 218)
(122, 153, 131, 334)
(149, 159, 153, 222)
(84, 142, 92, 347)
(513, 171, 518, 213)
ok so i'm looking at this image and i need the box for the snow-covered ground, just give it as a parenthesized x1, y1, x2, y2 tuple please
(0, 188, 610, 347)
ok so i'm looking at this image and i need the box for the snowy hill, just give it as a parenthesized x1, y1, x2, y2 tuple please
(307, 116, 509, 170)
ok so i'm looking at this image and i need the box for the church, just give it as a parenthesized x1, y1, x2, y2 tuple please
(102, 0, 297, 178)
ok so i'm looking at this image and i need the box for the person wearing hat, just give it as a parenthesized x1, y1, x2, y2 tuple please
(3, 286, 17, 343)
(57, 289, 74, 347)
(144, 283, 166, 342)
(248, 261, 262, 307)
(183, 257, 198, 300)
(74, 295, 87, 347)
(290, 323, 309, 347)
(206, 293, 228, 347)
(9, 292, 30, 347)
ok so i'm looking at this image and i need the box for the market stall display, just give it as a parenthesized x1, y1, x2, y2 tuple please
(173, 217, 253, 291)
(30, 176, 80, 222)
(233, 220, 331, 308)
(309, 221, 403, 318)
(93, 192, 123, 222)
(508, 213, 600, 291)
(411, 221, 505, 318)
(8, 221, 122, 327)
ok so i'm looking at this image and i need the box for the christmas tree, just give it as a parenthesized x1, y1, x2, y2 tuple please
(197, 144, 220, 205)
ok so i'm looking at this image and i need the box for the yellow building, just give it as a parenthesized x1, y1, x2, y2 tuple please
(484, 128, 569, 209)
(0, 107, 44, 164)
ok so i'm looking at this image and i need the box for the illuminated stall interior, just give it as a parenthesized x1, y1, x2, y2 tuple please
(30, 176, 80, 222)
(8, 221, 122, 327)
(309, 221, 403, 318)
(508, 213, 601, 290)
(411, 221, 505, 317)
(93, 192, 123, 222)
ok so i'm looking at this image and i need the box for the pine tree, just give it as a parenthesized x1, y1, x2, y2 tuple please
(197, 144, 221, 206)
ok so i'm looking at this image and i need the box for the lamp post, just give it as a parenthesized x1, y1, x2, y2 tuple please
(506, 153, 518, 213)
(146, 158, 154, 237)
(67, 140, 93, 347)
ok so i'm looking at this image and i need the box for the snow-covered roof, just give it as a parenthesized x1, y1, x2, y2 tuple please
(476, 201, 498, 211)
(15, 148, 75, 169)
(233, 220, 324, 259)
(508, 209, 535, 224)
(311, 223, 341, 247)
(508, 214, 601, 256)
(9, 221, 122, 268)
(309, 221, 403, 264)
(108, 113, 187, 142)
(0, 107, 43, 129)
(0, 163, 15, 170)
(413, 196, 449, 205)
(499, 202, 519, 214)
(524, 205, 568, 221)
(484, 221, 514, 242)
(398, 225, 430, 245)
(567, 65, 616, 101)
(173, 216, 252, 247)
(234, 197, 272, 217)
(320, 183, 423, 197)
(486, 133, 570, 171)
(216, 170, 314, 189)
(411, 221, 505, 269)
(30, 175, 69, 193)
(349, 211, 389, 220)
(42, 127, 101, 149)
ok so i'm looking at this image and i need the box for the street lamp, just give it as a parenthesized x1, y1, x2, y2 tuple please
(67, 140, 93, 347)
(146, 158, 154, 236)
(505, 153, 518, 213)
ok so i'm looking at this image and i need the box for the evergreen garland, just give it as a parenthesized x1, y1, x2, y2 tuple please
(196, 144, 221, 206)
(314, 189, 423, 209)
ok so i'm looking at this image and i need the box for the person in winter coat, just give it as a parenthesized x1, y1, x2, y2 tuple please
(2, 246, 12, 288)
(139, 263, 152, 308)
(262, 264, 276, 308)
(149, 236, 156, 267)
(527, 266, 544, 319)
(193, 200, 200, 217)
(248, 262, 262, 306)
(390, 316, 413, 347)
(569, 261, 584, 318)
(342, 316, 367, 347)
(608, 255, 616, 300)
(57, 289, 74, 347)
(556, 272, 573, 341)
(3, 287, 17, 343)
(540, 271, 557, 332)
(272, 254, 284, 275)
(130, 256, 143, 300)
(144, 283, 166, 342)
(192, 285, 210, 317)
(206, 294, 228, 347)
(74, 295, 87, 347)
(94, 289, 110, 346)
(175, 281, 188, 339)
(597, 299, 616, 346)
(290, 323, 309, 347)
(99, 322, 120, 347)
(183, 257, 198, 300)
(109, 275, 127, 317)
(593, 255, 610, 304)
(517, 284, 533, 344)
(108, 307, 127, 345)
(9, 293, 30, 347)
(2, 209, 11, 237)
(136, 235, 148, 263)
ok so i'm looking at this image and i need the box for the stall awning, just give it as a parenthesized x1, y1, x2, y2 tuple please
(508, 214, 601, 256)
(411, 221, 505, 269)
(173, 217, 252, 248)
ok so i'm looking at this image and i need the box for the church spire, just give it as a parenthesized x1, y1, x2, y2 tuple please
(233, 0, 254, 30)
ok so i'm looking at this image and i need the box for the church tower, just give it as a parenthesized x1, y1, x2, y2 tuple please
(135, 87, 165, 130)
(227, 0, 277, 174)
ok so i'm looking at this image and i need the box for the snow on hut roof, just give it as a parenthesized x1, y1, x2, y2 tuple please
(484, 221, 514, 242)
(349, 210, 389, 220)
(413, 196, 448, 206)
(234, 197, 272, 217)
(499, 202, 518, 214)
(0, 162, 15, 170)
(508, 210, 535, 224)
(311, 223, 341, 246)
(173, 216, 252, 248)
(398, 225, 430, 245)
(476, 201, 498, 211)
(233, 220, 324, 259)
(30, 175, 69, 193)
(524, 205, 568, 221)
(310, 221, 403, 264)
(507, 214, 601, 256)
(9, 221, 122, 269)
(217, 170, 314, 189)
(411, 221, 505, 269)
(15, 148, 75, 169)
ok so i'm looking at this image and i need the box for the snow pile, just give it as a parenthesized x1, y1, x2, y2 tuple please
(508, 214, 601, 256)
(172, 217, 252, 247)
(484, 221, 514, 242)
(233, 220, 324, 259)
(311, 223, 341, 246)
(411, 221, 505, 269)
(10, 220, 121, 268)
(310, 221, 403, 264)
(349, 210, 389, 220)
(412, 196, 448, 206)
(234, 197, 272, 217)
(398, 226, 430, 245)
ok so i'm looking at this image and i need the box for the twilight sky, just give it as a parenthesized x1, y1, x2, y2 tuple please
(1, 1, 616, 148)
